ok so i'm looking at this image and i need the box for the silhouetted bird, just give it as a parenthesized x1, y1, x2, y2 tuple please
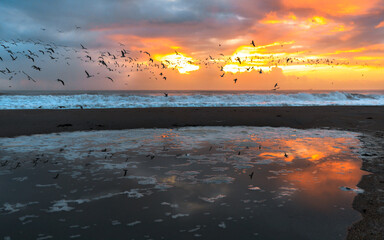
(250, 40, 255, 47)
(164, 93, 168, 97)
(85, 70, 94, 78)
(57, 79, 65, 85)
(249, 172, 254, 179)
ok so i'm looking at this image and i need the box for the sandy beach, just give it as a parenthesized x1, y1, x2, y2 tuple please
(1, 106, 383, 239)
(1, 106, 384, 137)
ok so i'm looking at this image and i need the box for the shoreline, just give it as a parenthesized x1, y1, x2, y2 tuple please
(1, 106, 383, 238)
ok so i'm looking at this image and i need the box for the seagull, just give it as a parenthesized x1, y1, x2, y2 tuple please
(259, 69, 263, 74)
(85, 70, 94, 78)
(284, 152, 288, 158)
(53, 173, 59, 179)
(123, 169, 128, 176)
(220, 73, 225, 77)
(106, 77, 114, 82)
(250, 40, 255, 47)
(26, 55, 35, 62)
(274, 83, 278, 88)
(22, 71, 36, 82)
(249, 171, 254, 179)
(57, 79, 65, 85)
(32, 65, 41, 71)
(80, 44, 87, 50)
(164, 93, 168, 97)
(234, 78, 238, 84)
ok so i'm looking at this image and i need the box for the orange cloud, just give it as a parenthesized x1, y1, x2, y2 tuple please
(281, 0, 380, 15)
(375, 21, 384, 28)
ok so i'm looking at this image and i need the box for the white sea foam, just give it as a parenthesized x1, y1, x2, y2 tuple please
(0, 91, 383, 109)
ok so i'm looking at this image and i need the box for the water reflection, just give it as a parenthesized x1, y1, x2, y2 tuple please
(0, 127, 367, 240)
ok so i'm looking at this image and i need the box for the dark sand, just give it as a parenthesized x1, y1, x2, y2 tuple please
(1, 106, 384, 137)
(1, 106, 383, 239)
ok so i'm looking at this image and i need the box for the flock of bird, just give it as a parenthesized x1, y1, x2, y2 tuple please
(1, 27, 353, 92)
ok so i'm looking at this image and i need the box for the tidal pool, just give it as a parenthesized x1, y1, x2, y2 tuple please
(0, 127, 367, 240)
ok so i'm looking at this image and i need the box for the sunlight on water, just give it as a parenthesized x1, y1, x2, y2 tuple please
(0, 127, 367, 239)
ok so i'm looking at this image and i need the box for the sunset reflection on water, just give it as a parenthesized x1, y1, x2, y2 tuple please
(0, 127, 367, 240)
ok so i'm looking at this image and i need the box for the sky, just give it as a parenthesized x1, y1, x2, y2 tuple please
(0, 0, 384, 90)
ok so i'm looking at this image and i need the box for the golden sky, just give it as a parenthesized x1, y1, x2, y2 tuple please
(1, 0, 384, 90)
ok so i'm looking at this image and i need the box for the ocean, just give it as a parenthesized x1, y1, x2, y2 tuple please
(0, 90, 383, 109)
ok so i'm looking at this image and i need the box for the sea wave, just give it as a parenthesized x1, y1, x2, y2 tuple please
(0, 91, 383, 109)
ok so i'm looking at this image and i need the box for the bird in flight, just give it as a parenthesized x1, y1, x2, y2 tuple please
(57, 79, 65, 85)
(250, 40, 255, 47)
(80, 44, 87, 50)
(85, 70, 94, 78)
(249, 171, 254, 179)
(32, 65, 41, 71)
(164, 93, 168, 97)
(234, 78, 238, 84)
(106, 77, 114, 82)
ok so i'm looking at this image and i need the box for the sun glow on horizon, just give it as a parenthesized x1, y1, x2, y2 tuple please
(153, 52, 200, 74)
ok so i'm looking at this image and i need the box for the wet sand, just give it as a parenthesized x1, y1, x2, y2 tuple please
(0, 106, 384, 138)
(0, 106, 383, 239)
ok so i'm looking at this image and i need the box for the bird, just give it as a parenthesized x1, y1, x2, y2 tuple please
(80, 44, 87, 49)
(123, 169, 128, 176)
(274, 83, 278, 88)
(220, 73, 225, 77)
(26, 55, 35, 62)
(259, 69, 263, 74)
(249, 172, 254, 179)
(234, 78, 238, 84)
(0, 57, 3, 61)
(250, 40, 255, 47)
(121, 51, 125, 58)
(106, 77, 114, 82)
(53, 173, 59, 179)
(10, 55, 17, 61)
(284, 152, 288, 158)
(85, 70, 94, 78)
(22, 71, 36, 82)
(32, 65, 41, 71)
(164, 93, 168, 97)
(99, 60, 108, 68)
(235, 57, 241, 64)
(57, 79, 65, 85)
